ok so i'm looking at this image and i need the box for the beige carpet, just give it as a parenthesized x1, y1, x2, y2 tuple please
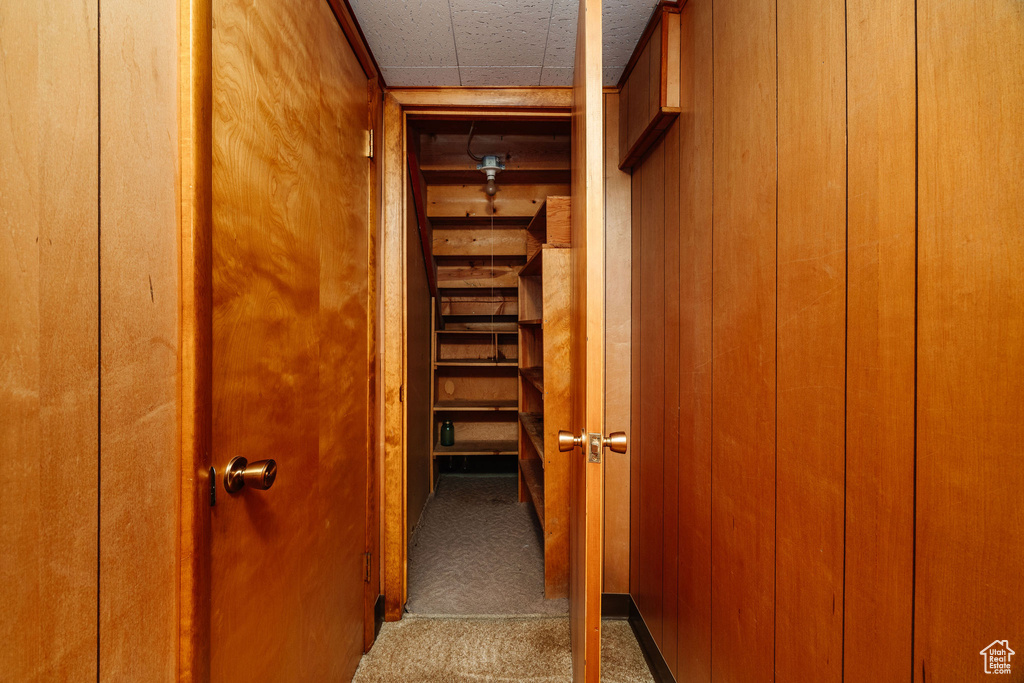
(352, 617, 655, 683)
(407, 474, 568, 616)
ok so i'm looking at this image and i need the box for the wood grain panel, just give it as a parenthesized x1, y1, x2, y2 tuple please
(914, 0, 1024, 678)
(427, 183, 570, 220)
(406, 180, 432, 540)
(626, 39, 651, 154)
(99, 0, 179, 678)
(710, 0, 777, 679)
(315, 3, 371, 676)
(843, 0, 916, 678)
(602, 92, 632, 595)
(674, 2, 714, 679)
(637, 139, 665, 644)
(629, 160, 643, 602)
(543, 248, 572, 598)
(0, 3, 99, 679)
(774, 0, 846, 678)
(569, 0, 605, 678)
(212, 0, 321, 676)
(391, 87, 572, 111)
(211, 0, 371, 678)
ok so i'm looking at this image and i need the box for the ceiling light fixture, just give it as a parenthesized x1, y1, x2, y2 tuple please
(467, 122, 505, 197)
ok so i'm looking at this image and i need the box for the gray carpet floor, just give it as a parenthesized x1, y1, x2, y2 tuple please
(406, 474, 568, 616)
(352, 617, 655, 683)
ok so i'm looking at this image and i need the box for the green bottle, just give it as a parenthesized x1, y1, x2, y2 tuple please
(440, 420, 455, 447)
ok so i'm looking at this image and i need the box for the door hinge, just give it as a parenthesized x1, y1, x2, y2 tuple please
(364, 552, 372, 583)
(399, 384, 404, 402)
(366, 129, 374, 159)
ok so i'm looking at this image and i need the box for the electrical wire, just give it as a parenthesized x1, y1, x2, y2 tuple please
(467, 121, 484, 162)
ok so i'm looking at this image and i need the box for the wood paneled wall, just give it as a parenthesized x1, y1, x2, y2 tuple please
(1, 0, 180, 679)
(406, 178, 432, 538)
(914, 1, 1024, 679)
(627, 0, 1023, 681)
(603, 92, 633, 595)
(1, 4, 100, 680)
(100, 0, 180, 678)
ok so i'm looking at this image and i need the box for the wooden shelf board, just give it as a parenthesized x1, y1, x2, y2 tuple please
(526, 199, 549, 234)
(434, 359, 518, 367)
(519, 457, 546, 529)
(433, 399, 519, 412)
(519, 411, 545, 458)
(520, 248, 543, 276)
(436, 328, 518, 335)
(518, 319, 542, 327)
(440, 313, 519, 321)
(438, 322, 519, 332)
(433, 440, 518, 456)
(520, 367, 544, 394)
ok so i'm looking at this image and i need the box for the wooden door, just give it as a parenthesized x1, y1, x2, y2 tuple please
(210, 0, 372, 680)
(569, 0, 606, 680)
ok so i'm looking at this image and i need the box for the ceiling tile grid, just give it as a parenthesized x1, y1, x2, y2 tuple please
(350, 0, 659, 87)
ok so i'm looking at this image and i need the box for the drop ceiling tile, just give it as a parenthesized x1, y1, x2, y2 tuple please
(459, 66, 543, 86)
(603, 1, 657, 67)
(540, 66, 573, 86)
(381, 66, 462, 86)
(350, 0, 459, 68)
(543, 0, 578, 68)
(449, 0, 552, 67)
(604, 65, 625, 87)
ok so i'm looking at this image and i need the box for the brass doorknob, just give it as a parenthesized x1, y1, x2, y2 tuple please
(558, 430, 584, 452)
(224, 456, 277, 494)
(557, 430, 628, 454)
(604, 431, 628, 454)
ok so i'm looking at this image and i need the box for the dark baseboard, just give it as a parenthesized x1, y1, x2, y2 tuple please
(601, 592, 632, 619)
(611, 594, 675, 683)
(374, 594, 384, 638)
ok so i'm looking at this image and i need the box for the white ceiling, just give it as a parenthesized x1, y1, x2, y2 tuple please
(347, 0, 660, 87)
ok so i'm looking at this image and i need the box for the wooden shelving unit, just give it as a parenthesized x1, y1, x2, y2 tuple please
(429, 307, 520, 488)
(517, 196, 572, 599)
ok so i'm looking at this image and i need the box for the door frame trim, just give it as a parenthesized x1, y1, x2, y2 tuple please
(379, 89, 571, 621)
(177, 0, 213, 679)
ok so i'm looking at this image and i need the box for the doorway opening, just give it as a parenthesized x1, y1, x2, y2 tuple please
(403, 116, 572, 616)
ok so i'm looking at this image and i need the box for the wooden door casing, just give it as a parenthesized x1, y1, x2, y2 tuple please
(569, 0, 605, 680)
(211, 0, 371, 680)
